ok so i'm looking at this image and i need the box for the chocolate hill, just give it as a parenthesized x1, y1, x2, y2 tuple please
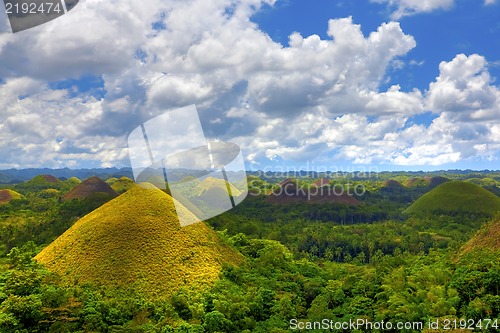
(460, 217, 500, 257)
(382, 179, 405, 189)
(266, 179, 360, 206)
(426, 176, 450, 188)
(65, 177, 81, 186)
(106, 176, 135, 194)
(0, 189, 22, 204)
(404, 177, 426, 187)
(313, 178, 331, 187)
(167, 176, 242, 217)
(19, 174, 62, 189)
(404, 181, 500, 216)
(63, 176, 118, 201)
(404, 176, 450, 188)
(195, 177, 242, 198)
(38, 174, 61, 183)
(35, 184, 242, 297)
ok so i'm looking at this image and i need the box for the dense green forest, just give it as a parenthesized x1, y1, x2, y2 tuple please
(0, 172, 499, 332)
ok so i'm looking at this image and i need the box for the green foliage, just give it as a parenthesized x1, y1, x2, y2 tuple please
(1, 295, 43, 327)
(204, 311, 231, 333)
(0, 171, 499, 331)
(3, 269, 43, 296)
(7, 241, 39, 269)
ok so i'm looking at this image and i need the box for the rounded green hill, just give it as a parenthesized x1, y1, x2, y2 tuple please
(29, 174, 61, 184)
(403, 176, 450, 188)
(382, 179, 405, 189)
(404, 177, 427, 187)
(35, 184, 242, 297)
(41, 188, 60, 198)
(404, 181, 500, 216)
(427, 176, 450, 188)
(107, 176, 135, 194)
(65, 177, 81, 186)
(17, 174, 63, 191)
(196, 177, 242, 197)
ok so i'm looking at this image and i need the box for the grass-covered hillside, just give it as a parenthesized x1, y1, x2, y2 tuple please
(0, 189, 22, 204)
(35, 183, 243, 297)
(404, 181, 500, 217)
(14, 174, 62, 192)
(460, 216, 500, 256)
(106, 176, 135, 194)
(195, 177, 242, 197)
(63, 176, 118, 201)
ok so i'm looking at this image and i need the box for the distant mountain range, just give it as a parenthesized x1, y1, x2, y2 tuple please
(1, 167, 499, 184)
(0, 167, 241, 184)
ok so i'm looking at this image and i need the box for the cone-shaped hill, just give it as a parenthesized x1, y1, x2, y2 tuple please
(313, 178, 331, 187)
(266, 180, 360, 206)
(41, 189, 60, 198)
(459, 217, 500, 257)
(382, 179, 405, 189)
(35, 184, 242, 297)
(65, 177, 81, 186)
(33, 174, 61, 183)
(404, 181, 500, 217)
(63, 176, 118, 201)
(195, 177, 242, 197)
(404, 177, 427, 187)
(106, 176, 135, 194)
(402, 176, 450, 188)
(0, 189, 22, 204)
(426, 176, 450, 188)
(17, 174, 63, 191)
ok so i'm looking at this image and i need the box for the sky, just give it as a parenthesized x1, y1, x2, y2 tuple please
(0, 0, 498, 171)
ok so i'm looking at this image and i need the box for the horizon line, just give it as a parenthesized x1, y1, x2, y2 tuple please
(0, 167, 499, 173)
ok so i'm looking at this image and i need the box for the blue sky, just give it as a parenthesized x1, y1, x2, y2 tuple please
(253, 0, 499, 93)
(0, 0, 498, 171)
(248, 0, 500, 171)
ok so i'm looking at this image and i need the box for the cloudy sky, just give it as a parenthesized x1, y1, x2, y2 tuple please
(0, 0, 498, 171)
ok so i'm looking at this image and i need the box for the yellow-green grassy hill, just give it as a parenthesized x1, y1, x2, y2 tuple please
(107, 176, 135, 194)
(459, 216, 500, 256)
(195, 177, 242, 197)
(35, 183, 242, 297)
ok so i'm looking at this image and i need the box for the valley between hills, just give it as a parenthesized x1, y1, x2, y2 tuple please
(0, 170, 499, 332)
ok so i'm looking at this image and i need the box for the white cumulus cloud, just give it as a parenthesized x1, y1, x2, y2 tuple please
(372, 0, 454, 19)
(0, 0, 497, 169)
